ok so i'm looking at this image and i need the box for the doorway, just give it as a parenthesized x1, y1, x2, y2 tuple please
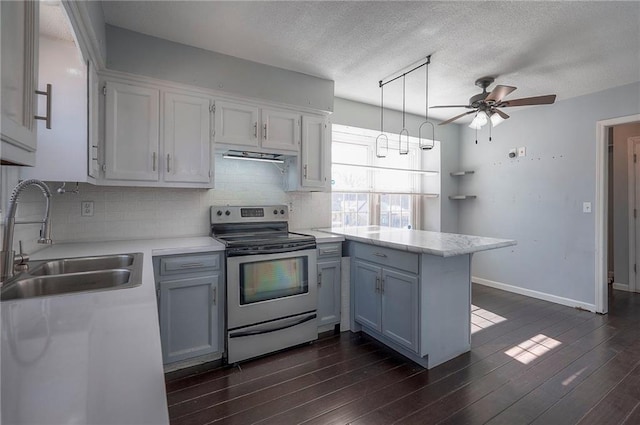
(596, 115, 640, 314)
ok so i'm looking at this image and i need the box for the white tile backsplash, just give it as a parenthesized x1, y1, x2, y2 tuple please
(2, 156, 331, 250)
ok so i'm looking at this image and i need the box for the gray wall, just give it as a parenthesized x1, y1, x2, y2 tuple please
(332, 97, 461, 233)
(611, 122, 640, 286)
(105, 25, 334, 112)
(458, 82, 640, 306)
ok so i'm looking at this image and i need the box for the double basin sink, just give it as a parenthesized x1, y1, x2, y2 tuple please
(0, 253, 143, 301)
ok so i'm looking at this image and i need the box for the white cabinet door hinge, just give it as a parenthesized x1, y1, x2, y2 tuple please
(101, 164, 106, 172)
(210, 103, 216, 114)
(102, 86, 106, 96)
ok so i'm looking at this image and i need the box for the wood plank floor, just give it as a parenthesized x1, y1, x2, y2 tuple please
(165, 284, 640, 425)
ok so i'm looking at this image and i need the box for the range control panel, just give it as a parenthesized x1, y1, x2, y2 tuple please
(210, 205, 289, 223)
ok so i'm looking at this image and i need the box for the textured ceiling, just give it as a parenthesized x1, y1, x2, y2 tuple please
(101, 1, 640, 123)
(40, 1, 75, 42)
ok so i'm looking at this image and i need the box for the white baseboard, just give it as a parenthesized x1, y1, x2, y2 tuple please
(612, 282, 630, 292)
(472, 277, 597, 313)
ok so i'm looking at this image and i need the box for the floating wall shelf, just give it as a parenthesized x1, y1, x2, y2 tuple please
(450, 171, 475, 176)
(448, 195, 477, 200)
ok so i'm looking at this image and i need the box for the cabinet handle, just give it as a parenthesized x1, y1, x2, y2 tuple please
(152, 152, 157, 171)
(318, 272, 322, 285)
(212, 287, 217, 305)
(34, 83, 52, 129)
(304, 164, 308, 178)
(253, 122, 257, 138)
(373, 252, 387, 258)
(321, 248, 339, 255)
(263, 123, 268, 140)
(179, 262, 204, 268)
(375, 277, 380, 293)
(167, 154, 171, 173)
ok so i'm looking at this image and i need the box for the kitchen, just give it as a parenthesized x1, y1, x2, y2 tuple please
(1, 1, 640, 424)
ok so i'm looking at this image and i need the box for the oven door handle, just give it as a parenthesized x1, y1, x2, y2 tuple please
(229, 313, 317, 338)
(229, 243, 316, 256)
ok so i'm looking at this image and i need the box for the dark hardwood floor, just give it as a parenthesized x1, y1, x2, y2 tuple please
(165, 284, 640, 425)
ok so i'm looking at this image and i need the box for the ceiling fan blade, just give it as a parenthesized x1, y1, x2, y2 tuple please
(494, 108, 509, 119)
(430, 105, 472, 108)
(500, 94, 556, 107)
(438, 110, 476, 126)
(485, 85, 517, 103)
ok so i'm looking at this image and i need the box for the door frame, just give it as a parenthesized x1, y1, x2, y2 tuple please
(595, 114, 640, 313)
(629, 137, 640, 292)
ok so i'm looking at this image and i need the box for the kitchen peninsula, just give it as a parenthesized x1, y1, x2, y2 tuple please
(317, 226, 516, 368)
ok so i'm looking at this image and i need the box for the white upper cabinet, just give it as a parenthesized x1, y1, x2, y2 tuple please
(104, 81, 160, 181)
(163, 92, 212, 184)
(213, 100, 259, 148)
(301, 115, 329, 189)
(261, 109, 300, 152)
(100, 79, 213, 188)
(1, 0, 39, 166)
(213, 100, 301, 154)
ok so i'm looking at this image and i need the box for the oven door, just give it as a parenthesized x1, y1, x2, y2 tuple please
(226, 249, 317, 330)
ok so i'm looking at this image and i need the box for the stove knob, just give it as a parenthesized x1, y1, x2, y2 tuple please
(280, 209, 285, 215)
(273, 209, 278, 215)
(225, 210, 231, 216)
(216, 210, 222, 216)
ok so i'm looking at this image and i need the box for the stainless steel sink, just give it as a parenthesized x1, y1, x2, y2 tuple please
(30, 254, 135, 276)
(1, 253, 143, 301)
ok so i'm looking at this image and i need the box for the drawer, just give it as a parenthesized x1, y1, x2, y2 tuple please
(317, 242, 342, 258)
(159, 253, 221, 275)
(354, 243, 419, 274)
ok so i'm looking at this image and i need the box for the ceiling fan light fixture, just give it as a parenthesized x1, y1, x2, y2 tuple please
(490, 112, 505, 127)
(469, 111, 488, 129)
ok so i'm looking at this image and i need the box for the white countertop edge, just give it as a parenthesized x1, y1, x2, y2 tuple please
(294, 229, 345, 244)
(315, 227, 516, 257)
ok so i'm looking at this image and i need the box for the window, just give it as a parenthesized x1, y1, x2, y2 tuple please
(331, 125, 438, 229)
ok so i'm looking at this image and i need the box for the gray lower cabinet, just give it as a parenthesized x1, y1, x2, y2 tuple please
(154, 252, 224, 365)
(316, 242, 342, 327)
(352, 244, 419, 353)
(380, 268, 419, 352)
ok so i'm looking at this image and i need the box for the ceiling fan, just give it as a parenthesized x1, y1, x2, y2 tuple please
(432, 77, 557, 128)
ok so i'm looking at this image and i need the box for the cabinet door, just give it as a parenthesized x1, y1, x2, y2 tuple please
(1, 0, 38, 165)
(261, 108, 300, 152)
(163, 92, 212, 183)
(381, 268, 419, 352)
(159, 274, 220, 364)
(317, 259, 341, 327)
(213, 100, 259, 148)
(301, 115, 328, 189)
(353, 260, 381, 331)
(104, 81, 159, 181)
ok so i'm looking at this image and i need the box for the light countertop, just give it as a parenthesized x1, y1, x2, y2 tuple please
(315, 226, 516, 257)
(1, 236, 223, 425)
(294, 229, 345, 244)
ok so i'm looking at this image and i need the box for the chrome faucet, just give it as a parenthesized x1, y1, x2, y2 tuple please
(1, 179, 53, 283)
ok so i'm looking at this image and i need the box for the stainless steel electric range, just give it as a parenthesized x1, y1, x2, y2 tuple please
(211, 205, 317, 364)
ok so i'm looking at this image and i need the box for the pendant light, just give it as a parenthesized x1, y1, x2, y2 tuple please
(418, 55, 434, 150)
(376, 80, 388, 158)
(399, 74, 409, 155)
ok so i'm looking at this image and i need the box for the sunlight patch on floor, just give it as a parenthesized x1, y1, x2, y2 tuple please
(505, 334, 562, 364)
(471, 304, 507, 334)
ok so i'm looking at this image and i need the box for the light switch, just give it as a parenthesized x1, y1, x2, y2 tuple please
(518, 147, 526, 157)
(583, 202, 592, 213)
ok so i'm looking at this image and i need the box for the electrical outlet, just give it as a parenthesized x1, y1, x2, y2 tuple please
(583, 202, 592, 213)
(518, 147, 526, 157)
(81, 201, 94, 217)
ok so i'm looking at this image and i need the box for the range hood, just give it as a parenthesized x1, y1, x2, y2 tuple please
(222, 150, 286, 164)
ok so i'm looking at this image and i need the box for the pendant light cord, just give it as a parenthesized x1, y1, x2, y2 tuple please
(402, 75, 406, 129)
(425, 60, 429, 121)
(380, 82, 384, 132)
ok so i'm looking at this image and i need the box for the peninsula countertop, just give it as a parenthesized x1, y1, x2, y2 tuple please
(1, 236, 224, 425)
(315, 226, 516, 257)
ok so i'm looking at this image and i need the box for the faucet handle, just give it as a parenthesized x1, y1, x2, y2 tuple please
(13, 240, 29, 273)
